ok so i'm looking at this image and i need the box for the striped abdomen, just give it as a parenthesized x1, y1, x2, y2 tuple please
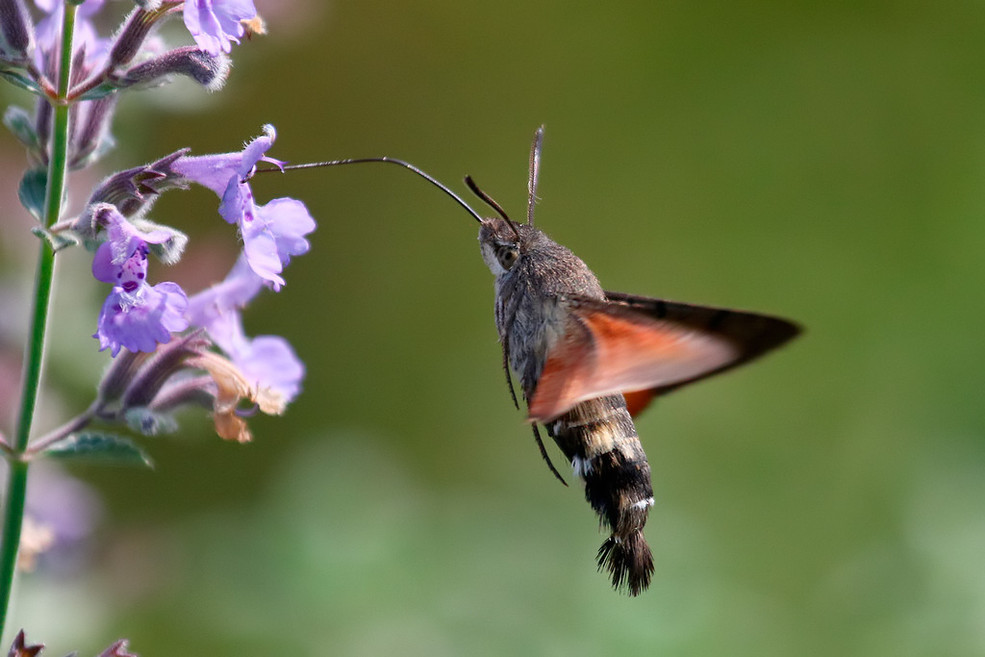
(547, 393, 655, 595)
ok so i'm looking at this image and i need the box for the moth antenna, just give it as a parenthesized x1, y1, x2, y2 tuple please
(464, 175, 522, 240)
(257, 157, 484, 225)
(527, 125, 544, 226)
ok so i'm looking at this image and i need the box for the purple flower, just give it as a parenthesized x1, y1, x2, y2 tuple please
(233, 195, 315, 291)
(187, 255, 304, 404)
(183, 0, 258, 56)
(173, 124, 279, 195)
(92, 207, 189, 356)
(232, 334, 303, 403)
(173, 125, 316, 291)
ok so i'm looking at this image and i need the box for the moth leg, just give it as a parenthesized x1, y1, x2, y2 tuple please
(501, 341, 566, 486)
(501, 341, 520, 410)
(532, 423, 567, 487)
(496, 296, 563, 483)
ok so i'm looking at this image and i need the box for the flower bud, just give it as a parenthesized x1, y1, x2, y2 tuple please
(0, 0, 33, 63)
(76, 149, 190, 237)
(108, 5, 171, 68)
(8, 632, 43, 657)
(97, 348, 151, 403)
(69, 96, 118, 169)
(119, 333, 211, 409)
(122, 46, 230, 92)
(147, 374, 215, 413)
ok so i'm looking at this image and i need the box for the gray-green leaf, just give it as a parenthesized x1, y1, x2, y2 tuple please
(0, 68, 42, 95)
(3, 105, 39, 151)
(18, 168, 46, 221)
(45, 432, 153, 468)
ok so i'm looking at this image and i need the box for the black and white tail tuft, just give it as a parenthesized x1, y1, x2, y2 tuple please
(596, 530, 654, 596)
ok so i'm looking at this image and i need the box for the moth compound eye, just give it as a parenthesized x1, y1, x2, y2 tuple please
(497, 246, 519, 270)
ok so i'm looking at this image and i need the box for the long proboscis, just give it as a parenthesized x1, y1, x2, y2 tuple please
(255, 157, 485, 225)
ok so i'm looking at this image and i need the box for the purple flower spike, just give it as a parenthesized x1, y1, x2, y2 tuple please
(183, 0, 258, 56)
(173, 125, 315, 290)
(92, 208, 189, 356)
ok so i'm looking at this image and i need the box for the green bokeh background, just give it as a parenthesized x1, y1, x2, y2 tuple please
(4, 1, 985, 655)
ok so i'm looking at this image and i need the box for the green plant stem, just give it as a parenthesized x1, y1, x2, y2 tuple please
(0, 3, 77, 639)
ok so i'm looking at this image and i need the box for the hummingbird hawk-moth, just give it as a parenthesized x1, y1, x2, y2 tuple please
(278, 127, 801, 595)
(467, 127, 800, 595)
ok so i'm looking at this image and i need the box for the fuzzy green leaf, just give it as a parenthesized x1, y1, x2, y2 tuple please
(74, 81, 120, 101)
(3, 105, 39, 151)
(31, 226, 79, 252)
(18, 168, 46, 221)
(45, 432, 153, 468)
(0, 68, 42, 95)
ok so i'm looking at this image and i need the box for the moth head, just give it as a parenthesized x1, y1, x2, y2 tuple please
(466, 175, 527, 276)
(478, 216, 522, 275)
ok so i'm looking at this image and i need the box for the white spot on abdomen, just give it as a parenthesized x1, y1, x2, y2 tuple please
(571, 456, 593, 478)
